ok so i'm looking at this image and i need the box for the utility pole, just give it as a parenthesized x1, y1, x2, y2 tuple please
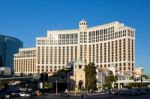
(67, 73, 69, 94)
(56, 79, 58, 95)
(43, 73, 45, 95)
(74, 72, 77, 95)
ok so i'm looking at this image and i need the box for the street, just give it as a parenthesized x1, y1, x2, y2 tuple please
(13, 93, 150, 99)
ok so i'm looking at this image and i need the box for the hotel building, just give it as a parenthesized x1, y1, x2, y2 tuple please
(14, 48, 36, 75)
(14, 20, 135, 76)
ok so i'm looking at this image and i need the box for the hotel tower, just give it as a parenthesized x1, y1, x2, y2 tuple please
(14, 20, 135, 76)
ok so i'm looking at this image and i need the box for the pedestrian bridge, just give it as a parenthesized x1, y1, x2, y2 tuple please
(0, 76, 33, 81)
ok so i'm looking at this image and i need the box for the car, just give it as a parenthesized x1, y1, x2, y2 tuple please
(117, 90, 126, 95)
(111, 90, 118, 95)
(104, 90, 111, 95)
(94, 90, 102, 93)
(19, 92, 31, 97)
(83, 95, 92, 99)
(3, 92, 12, 99)
(10, 92, 19, 97)
(5, 94, 11, 99)
(35, 90, 42, 96)
(80, 94, 92, 99)
(28, 91, 36, 96)
(61, 92, 69, 97)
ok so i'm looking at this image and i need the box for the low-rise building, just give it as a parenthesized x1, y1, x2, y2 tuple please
(70, 59, 85, 90)
(134, 66, 144, 78)
(96, 68, 113, 89)
(0, 67, 11, 77)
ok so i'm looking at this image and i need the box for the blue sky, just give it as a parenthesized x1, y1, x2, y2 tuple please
(0, 0, 150, 73)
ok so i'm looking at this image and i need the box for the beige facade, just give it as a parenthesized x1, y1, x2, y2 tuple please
(70, 60, 86, 90)
(134, 67, 144, 77)
(14, 48, 36, 75)
(36, 20, 135, 74)
(14, 20, 135, 75)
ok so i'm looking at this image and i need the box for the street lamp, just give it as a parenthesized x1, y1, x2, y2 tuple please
(56, 79, 58, 95)
(74, 72, 77, 95)
(67, 73, 69, 94)
(25, 83, 28, 91)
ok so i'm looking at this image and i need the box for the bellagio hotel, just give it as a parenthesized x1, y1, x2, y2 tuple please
(14, 20, 135, 76)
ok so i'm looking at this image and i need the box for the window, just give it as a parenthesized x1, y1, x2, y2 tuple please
(79, 65, 82, 69)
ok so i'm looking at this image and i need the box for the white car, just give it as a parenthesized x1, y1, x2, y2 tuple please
(19, 92, 31, 97)
(5, 94, 11, 99)
(94, 90, 102, 93)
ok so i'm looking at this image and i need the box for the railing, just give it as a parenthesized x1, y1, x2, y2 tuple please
(116, 79, 150, 83)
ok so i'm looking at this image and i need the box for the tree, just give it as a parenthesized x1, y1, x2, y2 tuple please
(0, 81, 4, 89)
(103, 74, 116, 90)
(103, 82, 112, 90)
(49, 68, 73, 92)
(0, 81, 8, 91)
(84, 62, 97, 91)
(44, 82, 53, 89)
(53, 68, 72, 81)
(140, 74, 148, 79)
(40, 73, 48, 82)
(130, 75, 135, 80)
(105, 74, 116, 83)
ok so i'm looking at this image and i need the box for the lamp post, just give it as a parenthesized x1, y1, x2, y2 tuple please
(56, 79, 58, 95)
(67, 73, 69, 94)
(25, 83, 28, 91)
(43, 73, 45, 95)
(74, 72, 77, 95)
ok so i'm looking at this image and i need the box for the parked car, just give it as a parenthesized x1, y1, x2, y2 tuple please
(10, 92, 19, 97)
(35, 90, 42, 96)
(5, 93, 11, 99)
(19, 92, 31, 97)
(111, 90, 118, 95)
(83, 95, 92, 99)
(94, 90, 102, 93)
(61, 92, 69, 97)
(104, 90, 111, 95)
